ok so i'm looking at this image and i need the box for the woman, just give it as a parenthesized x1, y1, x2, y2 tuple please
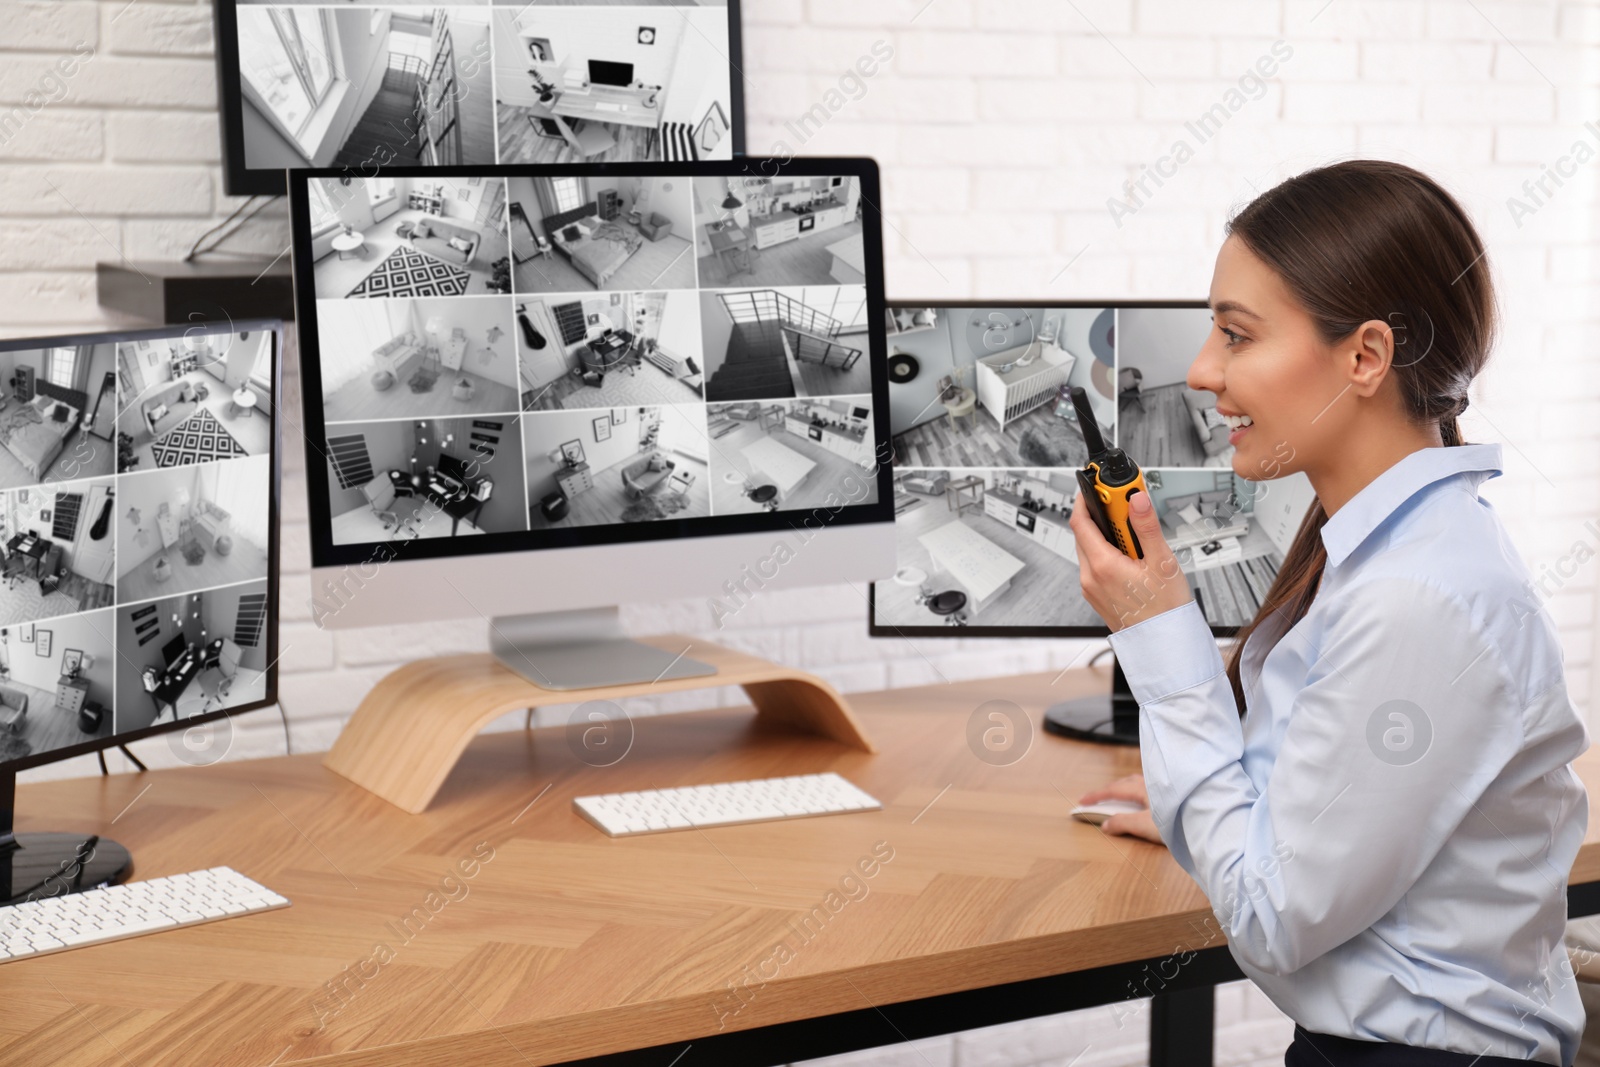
(1069, 160, 1589, 1067)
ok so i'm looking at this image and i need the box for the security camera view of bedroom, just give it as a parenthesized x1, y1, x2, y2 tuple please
(307, 173, 884, 546)
(874, 306, 1316, 633)
(0, 324, 275, 767)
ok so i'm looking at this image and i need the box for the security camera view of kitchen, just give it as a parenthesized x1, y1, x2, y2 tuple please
(876, 465, 1317, 630)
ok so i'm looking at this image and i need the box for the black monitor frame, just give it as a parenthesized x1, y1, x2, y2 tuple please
(212, 1, 748, 197)
(867, 298, 1249, 641)
(0, 319, 284, 775)
(588, 59, 635, 88)
(287, 157, 893, 574)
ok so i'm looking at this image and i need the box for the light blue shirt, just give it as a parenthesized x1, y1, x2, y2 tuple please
(1107, 443, 1590, 1066)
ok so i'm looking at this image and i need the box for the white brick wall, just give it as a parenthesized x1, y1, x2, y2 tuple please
(4, 1, 1599, 1064)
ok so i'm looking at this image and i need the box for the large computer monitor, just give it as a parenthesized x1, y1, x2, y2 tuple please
(287, 159, 893, 689)
(213, 2, 746, 196)
(0, 320, 283, 903)
(869, 302, 1317, 743)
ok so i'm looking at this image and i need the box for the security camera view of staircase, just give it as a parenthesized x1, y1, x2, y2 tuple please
(701, 287, 871, 402)
(240, 8, 494, 171)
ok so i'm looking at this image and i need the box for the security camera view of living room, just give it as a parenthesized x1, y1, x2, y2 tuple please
(0, 609, 116, 764)
(887, 307, 1116, 469)
(0, 342, 116, 488)
(237, 7, 496, 168)
(524, 405, 709, 529)
(1, 478, 116, 625)
(309, 176, 511, 300)
(491, 8, 734, 164)
(706, 395, 879, 516)
(115, 330, 273, 474)
(507, 175, 696, 294)
(326, 415, 528, 544)
(519, 290, 704, 411)
(316, 296, 521, 421)
(700, 286, 871, 403)
(693, 176, 865, 289)
(1139, 468, 1316, 627)
(113, 580, 271, 733)
(876, 469, 1097, 629)
(1115, 307, 1236, 467)
(115, 456, 271, 604)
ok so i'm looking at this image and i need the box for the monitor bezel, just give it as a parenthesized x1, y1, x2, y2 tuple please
(288, 157, 894, 574)
(212, 1, 748, 197)
(865, 298, 1256, 640)
(0, 318, 284, 774)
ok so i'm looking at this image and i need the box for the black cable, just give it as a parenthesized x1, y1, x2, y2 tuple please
(118, 745, 147, 772)
(183, 195, 283, 262)
(184, 196, 262, 261)
(278, 703, 291, 756)
(97, 749, 108, 776)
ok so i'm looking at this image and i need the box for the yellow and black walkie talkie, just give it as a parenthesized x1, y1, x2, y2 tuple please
(1070, 385, 1148, 559)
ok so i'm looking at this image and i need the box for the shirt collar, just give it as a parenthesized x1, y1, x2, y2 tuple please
(1319, 443, 1503, 569)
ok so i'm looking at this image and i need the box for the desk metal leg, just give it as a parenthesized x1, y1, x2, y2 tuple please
(1149, 985, 1214, 1067)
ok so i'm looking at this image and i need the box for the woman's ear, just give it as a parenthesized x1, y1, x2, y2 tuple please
(1344, 318, 1397, 399)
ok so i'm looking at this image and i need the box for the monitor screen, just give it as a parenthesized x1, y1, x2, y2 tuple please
(0, 321, 281, 773)
(213, 3, 746, 196)
(869, 303, 1317, 637)
(288, 161, 892, 623)
(589, 60, 634, 88)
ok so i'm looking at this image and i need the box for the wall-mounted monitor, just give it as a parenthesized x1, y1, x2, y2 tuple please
(213, 2, 746, 196)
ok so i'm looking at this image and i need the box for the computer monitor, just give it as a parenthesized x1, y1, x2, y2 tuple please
(213, 2, 746, 196)
(287, 159, 892, 689)
(869, 302, 1317, 744)
(589, 60, 634, 88)
(163, 635, 188, 668)
(0, 320, 283, 903)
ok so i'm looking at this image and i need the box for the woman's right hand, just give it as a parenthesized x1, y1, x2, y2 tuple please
(1078, 773, 1165, 846)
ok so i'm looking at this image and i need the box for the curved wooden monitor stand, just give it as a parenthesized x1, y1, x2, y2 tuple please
(322, 634, 876, 814)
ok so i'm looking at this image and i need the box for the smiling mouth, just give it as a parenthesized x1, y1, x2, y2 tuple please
(1219, 410, 1253, 445)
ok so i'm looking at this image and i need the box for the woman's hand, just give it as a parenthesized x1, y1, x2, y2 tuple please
(1068, 489, 1192, 632)
(1078, 773, 1164, 845)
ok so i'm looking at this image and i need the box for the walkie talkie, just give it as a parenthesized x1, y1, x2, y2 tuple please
(1070, 385, 1148, 559)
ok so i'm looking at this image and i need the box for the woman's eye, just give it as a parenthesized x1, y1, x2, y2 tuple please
(1220, 326, 1245, 346)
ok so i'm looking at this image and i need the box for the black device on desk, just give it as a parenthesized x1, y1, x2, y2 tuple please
(867, 301, 1318, 745)
(0, 318, 283, 905)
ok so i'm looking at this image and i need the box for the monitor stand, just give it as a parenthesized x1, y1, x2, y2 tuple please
(0, 769, 132, 906)
(324, 619, 875, 813)
(1041, 655, 1140, 746)
(489, 607, 716, 689)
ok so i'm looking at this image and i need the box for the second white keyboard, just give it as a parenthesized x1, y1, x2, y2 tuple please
(575, 773, 881, 836)
(0, 866, 288, 963)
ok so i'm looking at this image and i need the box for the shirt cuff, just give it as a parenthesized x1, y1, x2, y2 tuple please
(1106, 599, 1225, 706)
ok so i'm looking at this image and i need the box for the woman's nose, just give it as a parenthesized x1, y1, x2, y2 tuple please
(1188, 338, 1223, 395)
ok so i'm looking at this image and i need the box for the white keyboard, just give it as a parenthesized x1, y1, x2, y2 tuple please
(574, 772, 881, 837)
(593, 101, 625, 112)
(0, 866, 288, 963)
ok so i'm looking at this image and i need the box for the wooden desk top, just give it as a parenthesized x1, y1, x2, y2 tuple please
(8, 666, 1600, 1067)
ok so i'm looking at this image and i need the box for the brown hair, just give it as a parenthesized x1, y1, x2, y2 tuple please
(1221, 160, 1495, 716)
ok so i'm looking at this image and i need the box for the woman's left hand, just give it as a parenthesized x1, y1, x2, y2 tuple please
(1069, 489, 1192, 632)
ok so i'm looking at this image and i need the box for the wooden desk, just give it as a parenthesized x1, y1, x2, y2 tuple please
(9, 661, 1600, 1067)
(548, 84, 660, 130)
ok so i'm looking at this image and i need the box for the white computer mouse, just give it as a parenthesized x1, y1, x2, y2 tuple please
(1069, 798, 1147, 826)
